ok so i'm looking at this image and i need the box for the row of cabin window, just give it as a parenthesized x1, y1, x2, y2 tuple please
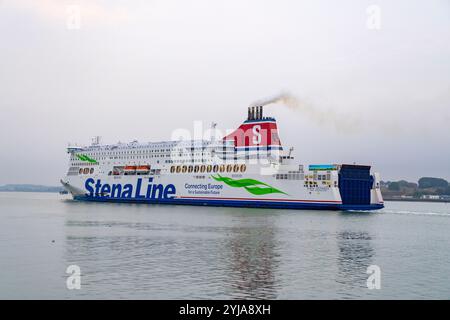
(276, 173, 304, 180)
(316, 174, 331, 181)
(72, 162, 97, 166)
(72, 158, 212, 167)
(81, 149, 171, 156)
(71, 153, 212, 162)
(79, 168, 94, 175)
(304, 180, 334, 188)
(79, 148, 212, 157)
(72, 154, 169, 161)
(77, 144, 277, 159)
(170, 164, 247, 174)
(72, 158, 207, 169)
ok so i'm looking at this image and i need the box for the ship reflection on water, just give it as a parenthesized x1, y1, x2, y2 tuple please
(335, 231, 375, 297)
(223, 220, 281, 299)
(62, 205, 284, 299)
(61, 202, 381, 299)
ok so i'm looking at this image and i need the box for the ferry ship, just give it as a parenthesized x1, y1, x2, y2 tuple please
(61, 106, 384, 211)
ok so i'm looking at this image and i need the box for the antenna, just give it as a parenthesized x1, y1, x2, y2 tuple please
(211, 122, 217, 141)
(92, 136, 101, 146)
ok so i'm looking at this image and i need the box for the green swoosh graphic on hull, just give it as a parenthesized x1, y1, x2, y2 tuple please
(211, 174, 287, 196)
(76, 154, 98, 163)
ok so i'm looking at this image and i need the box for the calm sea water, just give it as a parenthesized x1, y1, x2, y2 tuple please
(0, 192, 449, 299)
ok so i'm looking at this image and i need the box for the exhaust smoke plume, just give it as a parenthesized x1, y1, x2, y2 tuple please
(251, 92, 361, 133)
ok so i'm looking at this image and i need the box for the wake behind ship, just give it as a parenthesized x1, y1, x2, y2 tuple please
(61, 106, 384, 211)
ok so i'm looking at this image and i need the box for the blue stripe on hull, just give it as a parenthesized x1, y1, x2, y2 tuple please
(73, 196, 384, 211)
(338, 203, 384, 211)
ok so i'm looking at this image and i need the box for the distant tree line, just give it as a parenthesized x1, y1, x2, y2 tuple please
(418, 177, 448, 189)
(383, 177, 450, 196)
(0, 184, 63, 193)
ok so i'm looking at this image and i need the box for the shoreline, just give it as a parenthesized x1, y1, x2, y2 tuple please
(384, 198, 450, 203)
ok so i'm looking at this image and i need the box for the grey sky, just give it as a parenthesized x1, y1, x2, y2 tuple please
(0, 0, 449, 185)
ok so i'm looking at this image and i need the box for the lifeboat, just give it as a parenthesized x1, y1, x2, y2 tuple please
(136, 165, 150, 174)
(124, 165, 137, 175)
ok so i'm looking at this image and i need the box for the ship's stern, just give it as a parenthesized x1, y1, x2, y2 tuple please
(337, 164, 384, 211)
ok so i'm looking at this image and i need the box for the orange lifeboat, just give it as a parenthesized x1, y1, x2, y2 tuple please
(124, 165, 137, 175)
(136, 165, 150, 174)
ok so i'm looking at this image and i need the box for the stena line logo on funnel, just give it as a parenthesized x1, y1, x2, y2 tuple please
(85, 178, 176, 199)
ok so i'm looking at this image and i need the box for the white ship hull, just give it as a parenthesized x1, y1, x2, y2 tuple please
(62, 167, 384, 211)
